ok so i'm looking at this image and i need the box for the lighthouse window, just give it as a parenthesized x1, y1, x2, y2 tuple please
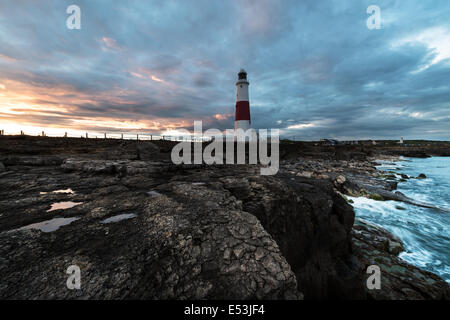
(240, 85, 242, 88)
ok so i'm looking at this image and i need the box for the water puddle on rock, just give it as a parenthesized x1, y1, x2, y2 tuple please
(47, 201, 83, 212)
(16, 217, 80, 233)
(53, 188, 75, 194)
(40, 188, 75, 195)
(100, 213, 137, 224)
(147, 191, 162, 198)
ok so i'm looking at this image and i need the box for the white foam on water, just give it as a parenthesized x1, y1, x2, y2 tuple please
(376, 165, 397, 170)
(350, 157, 450, 283)
(402, 190, 430, 203)
(399, 249, 434, 269)
(100, 213, 137, 224)
(348, 196, 400, 217)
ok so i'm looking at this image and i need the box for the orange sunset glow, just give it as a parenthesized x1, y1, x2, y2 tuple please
(0, 71, 233, 137)
(1, 1, 449, 141)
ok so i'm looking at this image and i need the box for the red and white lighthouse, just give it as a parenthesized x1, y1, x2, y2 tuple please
(235, 69, 251, 132)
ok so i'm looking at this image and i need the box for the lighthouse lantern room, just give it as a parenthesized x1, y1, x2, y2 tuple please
(234, 69, 251, 132)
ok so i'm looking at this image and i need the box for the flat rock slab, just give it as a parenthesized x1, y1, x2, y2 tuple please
(0, 136, 448, 300)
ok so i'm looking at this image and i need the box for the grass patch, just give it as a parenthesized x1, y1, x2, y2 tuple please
(369, 193, 385, 201)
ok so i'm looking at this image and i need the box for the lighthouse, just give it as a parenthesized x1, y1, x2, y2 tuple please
(235, 69, 251, 133)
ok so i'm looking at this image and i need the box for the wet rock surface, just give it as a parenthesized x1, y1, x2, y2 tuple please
(0, 163, 301, 299)
(221, 173, 364, 299)
(352, 219, 450, 300)
(281, 155, 450, 213)
(0, 136, 449, 299)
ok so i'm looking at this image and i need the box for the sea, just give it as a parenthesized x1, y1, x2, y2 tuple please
(349, 156, 450, 283)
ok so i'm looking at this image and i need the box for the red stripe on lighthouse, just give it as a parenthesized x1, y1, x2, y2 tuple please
(235, 101, 251, 122)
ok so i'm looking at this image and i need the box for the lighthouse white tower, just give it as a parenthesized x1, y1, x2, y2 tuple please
(235, 69, 251, 132)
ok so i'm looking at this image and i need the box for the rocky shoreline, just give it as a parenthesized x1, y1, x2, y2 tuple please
(0, 136, 449, 299)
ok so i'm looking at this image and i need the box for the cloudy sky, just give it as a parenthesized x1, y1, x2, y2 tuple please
(0, 0, 449, 140)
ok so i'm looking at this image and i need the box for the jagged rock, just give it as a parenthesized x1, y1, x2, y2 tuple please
(369, 193, 384, 201)
(417, 173, 427, 179)
(0, 162, 5, 172)
(352, 220, 449, 300)
(61, 159, 164, 175)
(62, 158, 119, 173)
(336, 175, 346, 184)
(332, 171, 450, 212)
(0, 136, 448, 300)
(296, 171, 313, 178)
(89, 207, 109, 219)
(1, 156, 63, 166)
(223, 173, 365, 299)
(388, 241, 403, 255)
(137, 142, 160, 160)
(0, 175, 301, 299)
(0, 150, 366, 299)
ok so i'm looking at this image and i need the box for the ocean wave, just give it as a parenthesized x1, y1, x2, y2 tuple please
(349, 156, 450, 283)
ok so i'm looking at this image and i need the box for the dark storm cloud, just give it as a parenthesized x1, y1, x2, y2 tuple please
(0, 0, 449, 139)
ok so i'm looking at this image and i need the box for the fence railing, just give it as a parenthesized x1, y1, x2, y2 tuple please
(0, 130, 216, 142)
(0, 130, 281, 142)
